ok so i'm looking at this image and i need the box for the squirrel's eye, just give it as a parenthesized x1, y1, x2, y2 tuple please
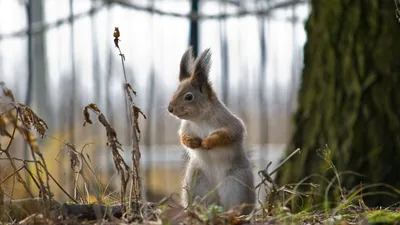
(184, 92, 193, 101)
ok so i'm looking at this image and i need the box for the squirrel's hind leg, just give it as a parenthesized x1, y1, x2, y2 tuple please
(218, 168, 256, 215)
(181, 164, 219, 208)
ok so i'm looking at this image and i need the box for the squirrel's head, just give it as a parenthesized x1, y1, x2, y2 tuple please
(168, 47, 216, 121)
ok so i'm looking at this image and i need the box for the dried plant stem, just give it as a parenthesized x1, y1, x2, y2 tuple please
(28, 149, 49, 216)
(79, 143, 104, 186)
(128, 107, 141, 209)
(0, 83, 56, 219)
(1, 166, 24, 184)
(2, 151, 34, 198)
(83, 104, 133, 214)
(15, 114, 52, 217)
(45, 167, 77, 203)
(23, 162, 41, 191)
(74, 168, 81, 201)
(254, 148, 301, 214)
(114, 27, 145, 217)
(5, 157, 78, 204)
(62, 142, 102, 203)
(255, 148, 301, 189)
(1, 111, 34, 198)
(0, 84, 52, 214)
(0, 185, 4, 220)
(117, 47, 127, 82)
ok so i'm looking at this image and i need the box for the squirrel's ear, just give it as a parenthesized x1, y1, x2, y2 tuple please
(179, 46, 195, 82)
(192, 48, 211, 86)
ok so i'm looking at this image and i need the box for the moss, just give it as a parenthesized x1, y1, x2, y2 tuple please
(366, 210, 400, 224)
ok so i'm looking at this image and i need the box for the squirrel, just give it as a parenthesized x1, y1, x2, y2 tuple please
(168, 47, 255, 214)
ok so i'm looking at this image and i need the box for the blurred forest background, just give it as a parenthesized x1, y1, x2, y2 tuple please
(0, 0, 310, 203)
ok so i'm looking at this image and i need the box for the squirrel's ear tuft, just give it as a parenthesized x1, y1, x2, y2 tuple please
(179, 46, 195, 82)
(192, 48, 211, 86)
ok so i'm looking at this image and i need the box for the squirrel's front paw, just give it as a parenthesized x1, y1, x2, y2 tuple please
(181, 135, 202, 149)
(201, 137, 216, 150)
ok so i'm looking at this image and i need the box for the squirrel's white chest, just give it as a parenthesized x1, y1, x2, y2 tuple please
(188, 148, 232, 185)
(190, 122, 215, 139)
(185, 123, 233, 184)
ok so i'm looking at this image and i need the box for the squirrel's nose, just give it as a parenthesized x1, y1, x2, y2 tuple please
(168, 104, 174, 113)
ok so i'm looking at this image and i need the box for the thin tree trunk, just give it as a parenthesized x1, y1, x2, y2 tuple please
(91, 0, 101, 105)
(24, 0, 49, 191)
(25, 1, 33, 108)
(28, 0, 50, 125)
(67, 0, 77, 196)
(189, 0, 199, 56)
(24, 0, 33, 190)
(257, 0, 268, 168)
(69, 0, 76, 145)
(90, 0, 101, 178)
(155, 86, 166, 145)
(105, 48, 114, 179)
(144, 68, 155, 200)
(219, 1, 229, 105)
(288, 4, 297, 115)
(105, 55, 114, 124)
(143, 0, 156, 201)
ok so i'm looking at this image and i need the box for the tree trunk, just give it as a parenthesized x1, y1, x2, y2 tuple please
(189, 0, 199, 56)
(28, 0, 51, 126)
(144, 68, 155, 200)
(69, 0, 76, 145)
(276, 0, 400, 209)
(219, 1, 229, 105)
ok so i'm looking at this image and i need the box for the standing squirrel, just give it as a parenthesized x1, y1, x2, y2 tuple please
(168, 47, 255, 214)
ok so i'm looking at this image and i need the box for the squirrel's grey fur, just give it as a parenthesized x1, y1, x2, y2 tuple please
(168, 47, 255, 214)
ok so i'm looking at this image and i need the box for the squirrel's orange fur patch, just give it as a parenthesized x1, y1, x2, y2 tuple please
(201, 128, 233, 150)
(180, 133, 202, 149)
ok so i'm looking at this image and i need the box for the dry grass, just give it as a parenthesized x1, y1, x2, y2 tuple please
(0, 27, 149, 224)
(1, 82, 400, 225)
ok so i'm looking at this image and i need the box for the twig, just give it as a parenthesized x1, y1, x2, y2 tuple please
(45, 168, 77, 204)
(2, 151, 34, 198)
(1, 166, 24, 184)
(5, 155, 79, 204)
(23, 162, 41, 192)
(27, 138, 50, 216)
(0, 110, 34, 198)
(255, 148, 300, 189)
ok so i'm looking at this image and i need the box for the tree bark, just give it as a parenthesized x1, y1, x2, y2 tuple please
(276, 0, 400, 209)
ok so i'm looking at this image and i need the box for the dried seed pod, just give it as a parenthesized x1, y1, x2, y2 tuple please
(113, 27, 120, 48)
